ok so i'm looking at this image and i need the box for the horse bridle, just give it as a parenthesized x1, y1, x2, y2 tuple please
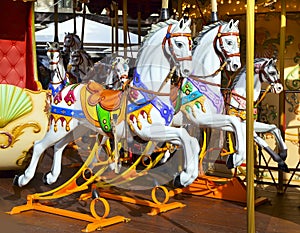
(162, 24, 192, 62)
(63, 34, 76, 51)
(213, 25, 240, 64)
(255, 60, 280, 84)
(47, 48, 64, 84)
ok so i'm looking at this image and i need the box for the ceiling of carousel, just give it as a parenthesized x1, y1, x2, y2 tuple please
(85, 0, 300, 20)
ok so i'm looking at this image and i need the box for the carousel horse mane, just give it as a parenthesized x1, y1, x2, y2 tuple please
(137, 19, 179, 59)
(192, 21, 227, 50)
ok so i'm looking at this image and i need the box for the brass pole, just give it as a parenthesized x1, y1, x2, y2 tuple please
(278, 0, 286, 194)
(246, 0, 255, 232)
(138, 11, 142, 44)
(115, 3, 119, 53)
(122, 0, 128, 58)
(54, 0, 59, 42)
(72, 0, 77, 34)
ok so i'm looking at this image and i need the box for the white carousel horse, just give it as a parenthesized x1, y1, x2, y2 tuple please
(226, 57, 289, 172)
(14, 18, 200, 188)
(68, 49, 94, 82)
(46, 42, 68, 97)
(171, 20, 247, 169)
(62, 32, 81, 69)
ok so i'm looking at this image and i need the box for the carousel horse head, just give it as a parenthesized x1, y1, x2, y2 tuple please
(254, 57, 282, 94)
(193, 19, 240, 75)
(138, 18, 192, 79)
(69, 49, 94, 82)
(46, 41, 68, 95)
(230, 57, 282, 111)
(62, 32, 81, 54)
(106, 56, 130, 89)
(46, 41, 61, 70)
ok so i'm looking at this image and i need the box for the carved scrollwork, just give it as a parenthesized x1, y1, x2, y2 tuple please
(0, 122, 41, 149)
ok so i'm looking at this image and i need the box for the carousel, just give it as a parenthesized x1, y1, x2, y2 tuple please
(0, 0, 299, 232)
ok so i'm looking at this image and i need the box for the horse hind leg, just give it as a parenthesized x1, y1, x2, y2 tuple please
(254, 122, 288, 161)
(43, 124, 91, 185)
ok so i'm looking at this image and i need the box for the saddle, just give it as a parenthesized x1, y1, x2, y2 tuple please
(86, 81, 122, 111)
(80, 81, 123, 130)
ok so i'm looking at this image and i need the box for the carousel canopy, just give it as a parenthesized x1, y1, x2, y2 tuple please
(86, 0, 163, 19)
(35, 16, 140, 44)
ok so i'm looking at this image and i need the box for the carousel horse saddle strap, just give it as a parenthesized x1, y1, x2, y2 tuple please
(86, 81, 122, 111)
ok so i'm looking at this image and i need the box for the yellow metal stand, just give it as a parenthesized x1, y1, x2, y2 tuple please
(8, 141, 130, 232)
(80, 185, 186, 216)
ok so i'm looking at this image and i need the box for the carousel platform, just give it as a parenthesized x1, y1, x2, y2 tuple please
(0, 147, 299, 233)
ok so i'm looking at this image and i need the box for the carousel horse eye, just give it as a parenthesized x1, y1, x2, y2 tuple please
(175, 42, 183, 48)
(226, 39, 233, 46)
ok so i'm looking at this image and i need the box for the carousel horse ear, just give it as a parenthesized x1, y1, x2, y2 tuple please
(173, 18, 184, 31)
(272, 58, 277, 64)
(54, 42, 60, 50)
(233, 20, 239, 28)
(184, 18, 191, 28)
(46, 42, 50, 49)
(224, 19, 234, 31)
(125, 58, 130, 64)
(254, 64, 260, 74)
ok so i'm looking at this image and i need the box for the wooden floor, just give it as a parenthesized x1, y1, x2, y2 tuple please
(0, 148, 299, 233)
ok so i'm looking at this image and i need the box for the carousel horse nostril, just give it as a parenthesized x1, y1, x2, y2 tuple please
(183, 69, 190, 75)
(233, 64, 239, 71)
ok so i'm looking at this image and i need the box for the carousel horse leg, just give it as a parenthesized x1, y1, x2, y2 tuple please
(14, 128, 71, 187)
(182, 112, 247, 169)
(254, 121, 288, 161)
(43, 124, 94, 185)
(130, 118, 200, 187)
(254, 132, 289, 173)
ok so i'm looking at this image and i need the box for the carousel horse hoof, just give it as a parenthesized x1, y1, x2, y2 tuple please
(279, 149, 288, 161)
(13, 175, 20, 187)
(278, 163, 290, 173)
(173, 175, 184, 188)
(226, 154, 234, 169)
(42, 172, 52, 185)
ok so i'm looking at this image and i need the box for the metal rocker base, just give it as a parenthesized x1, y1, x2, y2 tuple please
(80, 185, 186, 216)
(169, 175, 269, 206)
(7, 142, 130, 232)
(8, 193, 130, 232)
(169, 175, 247, 203)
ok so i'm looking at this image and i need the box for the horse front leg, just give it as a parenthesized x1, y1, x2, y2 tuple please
(253, 132, 289, 173)
(254, 121, 288, 161)
(13, 127, 67, 187)
(44, 124, 90, 185)
(131, 119, 200, 187)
